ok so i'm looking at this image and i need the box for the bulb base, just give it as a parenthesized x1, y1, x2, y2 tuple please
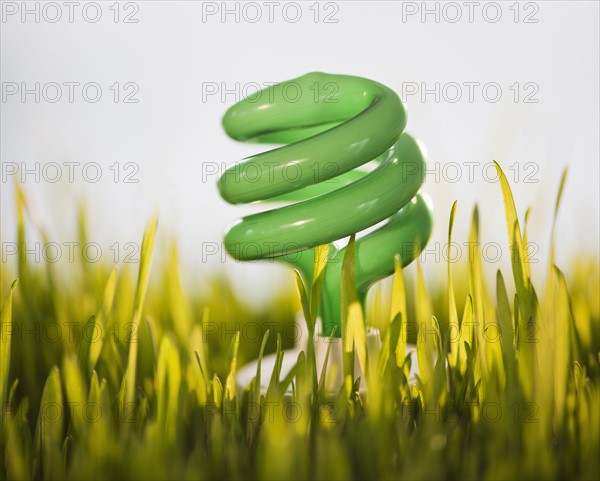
(236, 319, 419, 398)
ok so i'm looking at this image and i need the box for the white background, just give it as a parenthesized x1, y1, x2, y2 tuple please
(1, 1, 599, 306)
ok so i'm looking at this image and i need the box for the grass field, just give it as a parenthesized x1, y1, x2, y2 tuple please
(1, 164, 598, 480)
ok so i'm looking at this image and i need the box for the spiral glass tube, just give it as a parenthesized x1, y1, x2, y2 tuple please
(218, 72, 433, 336)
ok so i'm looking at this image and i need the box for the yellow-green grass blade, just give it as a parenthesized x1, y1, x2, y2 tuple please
(294, 270, 311, 330)
(192, 347, 209, 405)
(223, 333, 242, 428)
(253, 330, 270, 405)
(447, 202, 459, 369)
(378, 313, 401, 377)
(553, 267, 573, 428)
(77, 203, 93, 294)
(14, 186, 40, 401)
(341, 235, 368, 393)
(457, 295, 474, 374)
(165, 244, 193, 345)
(266, 333, 283, 402)
(496, 270, 515, 367)
(538, 169, 569, 421)
(431, 316, 448, 404)
(33, 368, 64, 480)
(0, 279, 18, 407)
(87, 371, 110, 439)
(80, 268, 117, 376)
(278, 354, 302, 397)
(468, 207, 485, 349)
(390, 254, 407, 369)
(212, 375, 223, 409)
(247, 329, 270, 444)
(294, 270, 317, 392)
(494, 161, 532, 322)
(197, 307, 211, 384)
(125, 215, 158, 406)
(156, 335, 182, 443)
(415, 258, 435, 386)
(62, 354, 87, 436)
(4, 398, 30, 480)
(317, 325, 338, 400)
(468, 206, 504, 390)
(16, 183, 28, 293)
(310, 243, 329, 329)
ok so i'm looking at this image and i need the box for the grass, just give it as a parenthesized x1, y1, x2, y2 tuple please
(0, 163, 599, 480)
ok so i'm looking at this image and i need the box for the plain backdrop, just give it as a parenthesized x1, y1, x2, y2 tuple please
(1, 0, 599, 306)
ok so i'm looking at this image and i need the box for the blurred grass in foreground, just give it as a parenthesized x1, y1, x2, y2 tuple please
(1, 164, 599, 480)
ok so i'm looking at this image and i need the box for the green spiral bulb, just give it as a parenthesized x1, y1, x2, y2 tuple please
(218, 72, 433, 337)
